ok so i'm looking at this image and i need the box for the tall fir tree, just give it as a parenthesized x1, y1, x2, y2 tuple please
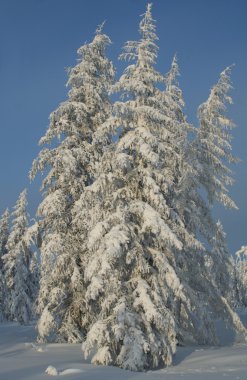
(166, 57, 247, 343)
(30, 26, 115, 342)
(23, 220, 41, 317)
(207, 221, 234, 300)
(0, 209, 9, 260)
(2, 190, 33, 324)
(159, 57, 218, 345)
(193, 67, 246, 329)
(0, 209, 9, 321)
(24, 2, 246, 370)
(234, 246, 247, 307)
(164, 56, 214, 243)
(196, 66, 238, 209)
(153, 55, 244, 347)
(78, 4, 192, 370)
(78, 6, 246, 370)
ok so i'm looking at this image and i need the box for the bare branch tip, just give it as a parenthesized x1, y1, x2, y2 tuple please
(96, 20, 106, 35)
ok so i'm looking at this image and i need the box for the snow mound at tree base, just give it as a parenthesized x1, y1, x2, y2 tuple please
(45, 365, 84, 376)
(1, 318, 247, 379)
(45, 366, 58, 376)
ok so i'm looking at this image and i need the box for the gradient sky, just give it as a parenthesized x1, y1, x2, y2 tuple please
(0, 0, 246, 253)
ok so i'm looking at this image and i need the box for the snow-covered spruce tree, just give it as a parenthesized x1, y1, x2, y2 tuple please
(75, 6, 247, 370)
(2, 190, 33, 324)
(163, 57, 231, 245)
(194, 68, 247, 324)
(164, 56, 214, 243)
(23, 221, 41, 316)
(196, 66, 238, 209)
(234, 246, 247, 307)
(156, 56, 245, 346)
(75, 4, 197, 370)
(0, 209, 9, 260)
(204, 221, 235, 301)
(162, 57, 246, 345)
(0, 209, 10, 321)
(30, 26, 114, 343)
(158, 57, 220, 345)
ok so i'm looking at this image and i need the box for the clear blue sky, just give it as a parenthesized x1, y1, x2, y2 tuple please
(0, 0, 246, 253)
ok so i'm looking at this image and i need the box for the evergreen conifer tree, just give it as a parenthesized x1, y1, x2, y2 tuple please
(22, 220, 41, 316)
(159, 57, 219, 345)
(30, 26, 114, 342)
(155, 56, 244, 348)
(164, 56, 214, 243)
(235, 246, 247, 307)
(79, 4, 188, 370)
(26, 3, 246, 370)
(209, 221, 234, 300)
(0, 209, 9, 321)
(192, 68, 246, 332)
(74, 5, 247, 371)
(2, 190, 33, 324)
(0, 209, 9, 259)
(196, 66, 238, 209)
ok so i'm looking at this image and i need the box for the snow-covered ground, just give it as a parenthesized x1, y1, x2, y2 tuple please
(1, 315, 247, 380)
